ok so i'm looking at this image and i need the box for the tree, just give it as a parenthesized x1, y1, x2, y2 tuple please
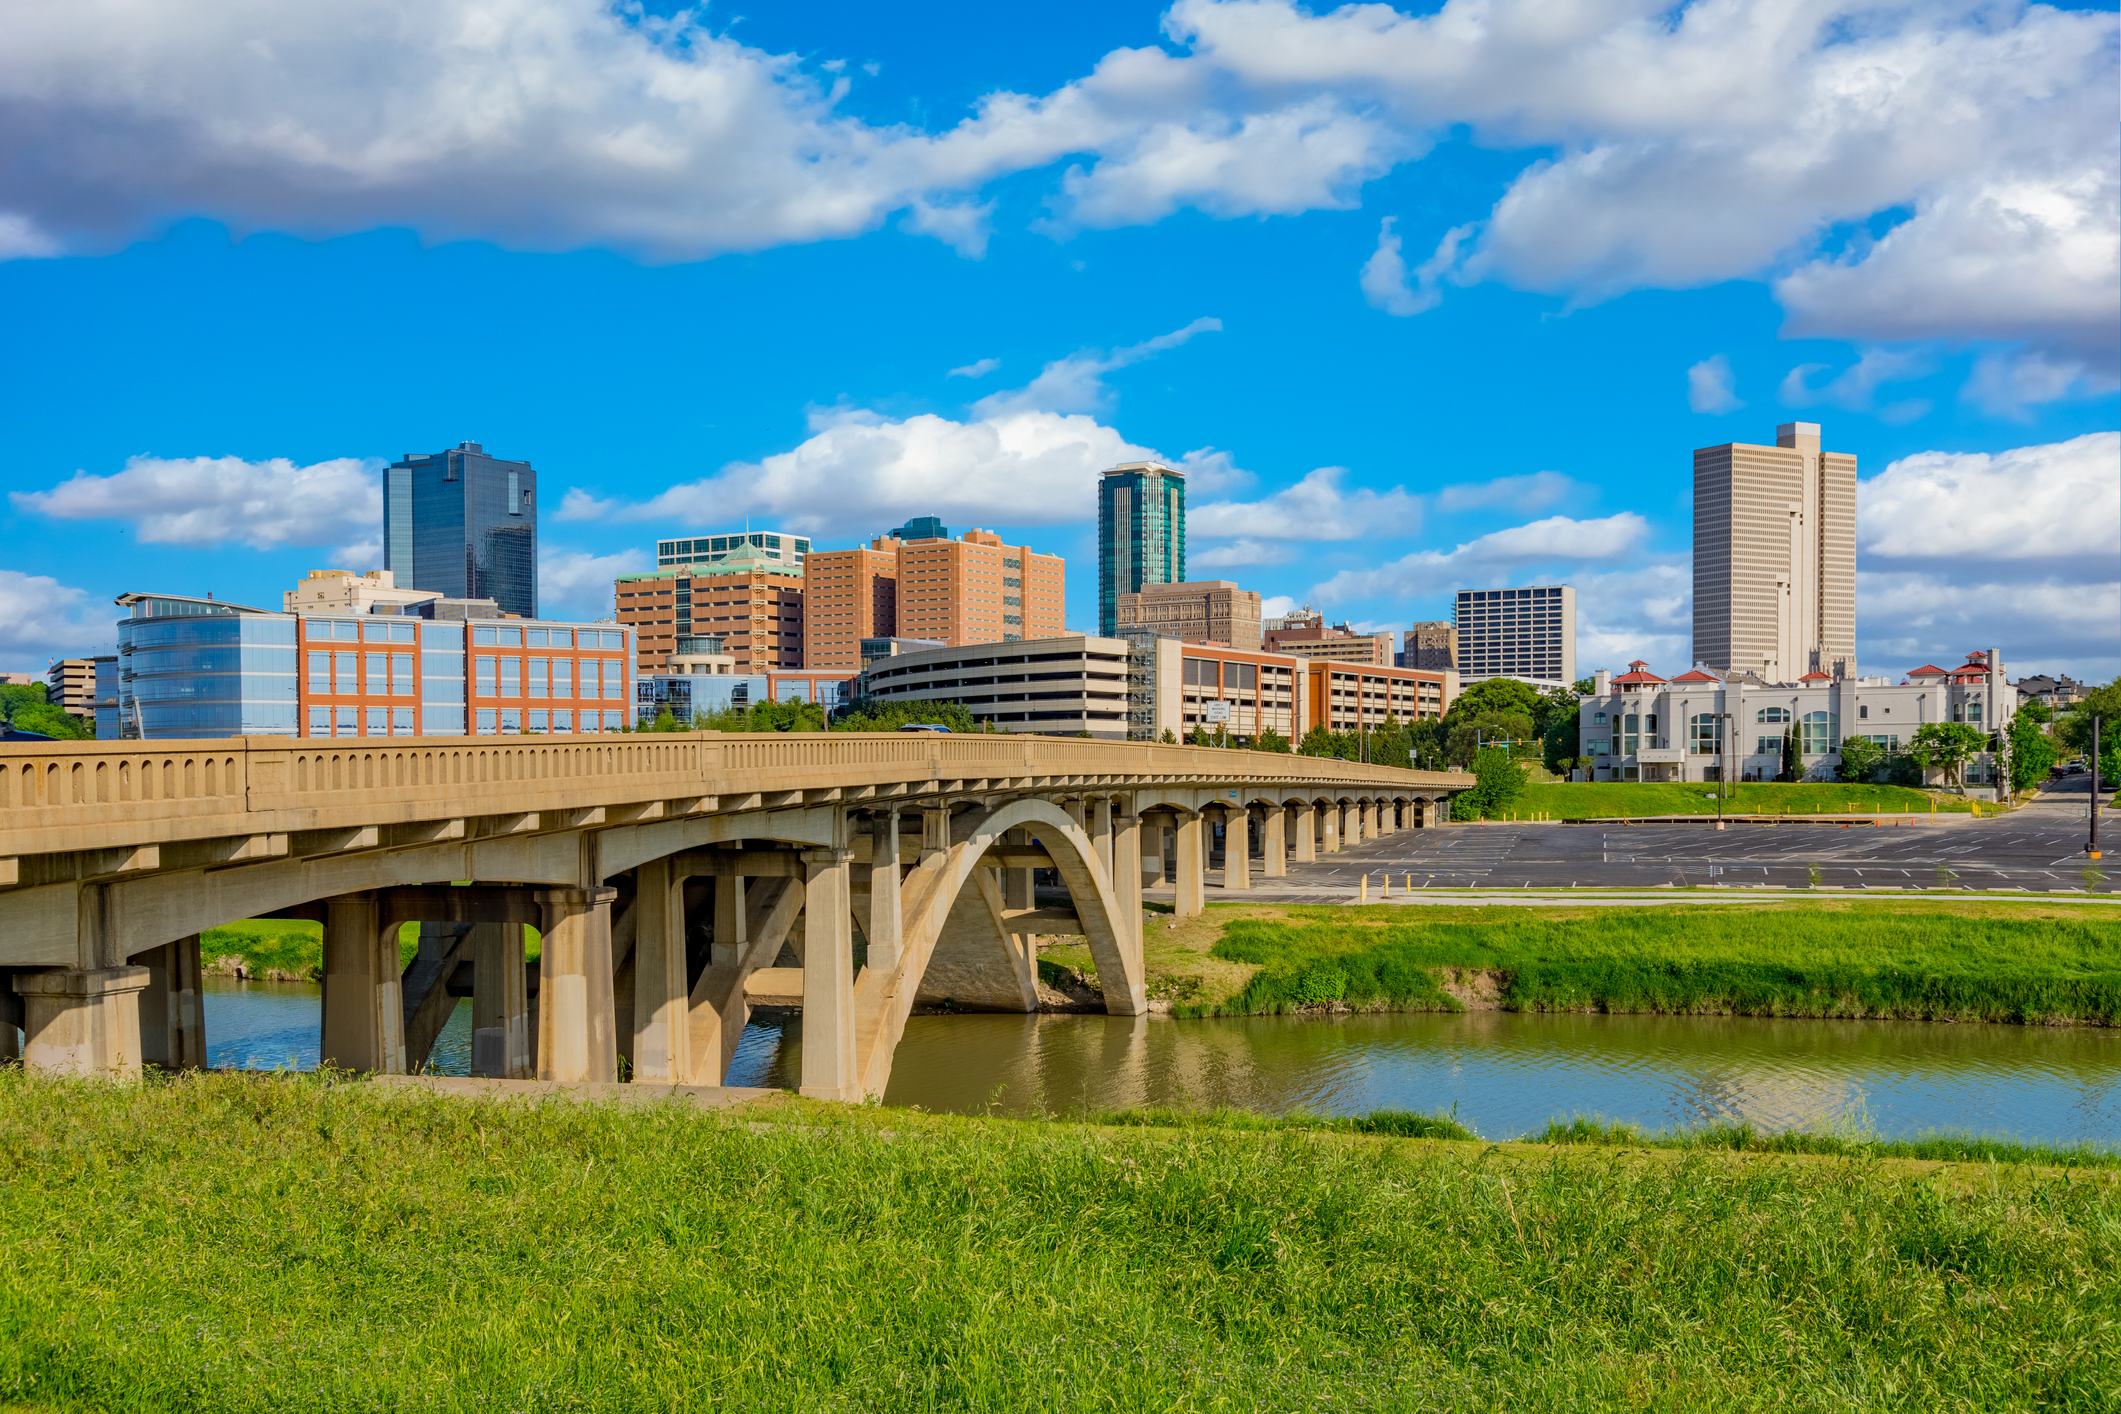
(2006, 711, 2057, 793)
(1447, 712, 1533, 767)
(2058, 681, 2121, 757)
(1158, 728, 1178, 744)
(1909, 721, 1987, 787)
(1835, 735, 1885, 783)
(1252, 726, 1291, 754)
(1443, 676, 1543, 728)
(1538, 686, 1582, 775)
(0, 684, 91, 740)
(1408, 719, 1446, 770)
(1778, 728, 1799, 782)
(1297, 724, 1342, 758)
(831, 698, 980, 734)
(1187, 724, 1213, 747)
(1457, 745, 1527, 819)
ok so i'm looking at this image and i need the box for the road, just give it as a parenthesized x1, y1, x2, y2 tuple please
(1166, 781, 2118, 903)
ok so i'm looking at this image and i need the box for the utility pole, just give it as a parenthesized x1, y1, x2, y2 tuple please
(2091, 715, 2103, 860)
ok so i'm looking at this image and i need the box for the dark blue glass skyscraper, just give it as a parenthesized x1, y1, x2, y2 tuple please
(383, 442, 538, 619)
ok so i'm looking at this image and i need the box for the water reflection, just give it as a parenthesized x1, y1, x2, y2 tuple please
(201, 978, 2121, 1145)
(728, 1009, 2121, 1145)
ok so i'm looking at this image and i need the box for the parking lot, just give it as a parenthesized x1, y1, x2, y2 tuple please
(1166, 780, 2117, 902)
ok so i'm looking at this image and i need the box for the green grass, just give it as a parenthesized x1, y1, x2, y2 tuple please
(1, 1071, 2114, 1411)
(1497, 781, 1974, 820)
(199, 920, 539, 982)
(1531, 1117, 2120, 1170)
(1194, 904, 2121, 1023)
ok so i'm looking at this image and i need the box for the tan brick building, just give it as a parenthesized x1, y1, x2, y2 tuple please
(802, 527, 1064, 667)
(1114, 579, 1262, 650)
(616, 545, 804, 673)
(801, 544, 902, 671)
(1263, 608, 1393, 666)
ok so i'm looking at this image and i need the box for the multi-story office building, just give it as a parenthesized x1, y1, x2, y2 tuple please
(1098, 461, 1185, 636)
(1262, 608, 1393, 666)
(860, 637, 944, 667)
(382, 442, 538, 619)
(616, 544, 805, 673)
(801, 543, 902, 670)
(654, 528, 810, 573)
(1114, 580, 1262, 650)
(1401, 622, 1456, 671)
(1453, 585, 1575, 687)
(859, 634, 1455, 742)
(891, 529, 1064, 649)
(1694, 420, 1857, 682)
(636, 667, 858, 727)
(1577, 649, 2011, 788)
(284, 568, 449, 616)
(44, 657, 110, 723)
(884, 515, 948, 542)
(110, 583, 632, 740)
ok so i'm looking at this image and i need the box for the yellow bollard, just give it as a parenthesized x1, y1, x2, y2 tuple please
(1383, 872, 1391, 897)
(1406, 873, 1412, 891)
(1359, 875, 1369, 905)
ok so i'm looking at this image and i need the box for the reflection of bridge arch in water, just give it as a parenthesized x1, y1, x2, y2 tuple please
(0, 733, 1465, 1099)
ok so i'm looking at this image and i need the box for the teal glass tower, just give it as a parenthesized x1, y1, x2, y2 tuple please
(1097, 461, 1185, 636)
(383, 442, 538, 620)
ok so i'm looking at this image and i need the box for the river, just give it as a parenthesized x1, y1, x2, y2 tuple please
(198, 977, 2121, 1145)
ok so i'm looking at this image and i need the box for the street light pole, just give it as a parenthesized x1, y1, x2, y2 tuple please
(2091, 714, 2103, 860)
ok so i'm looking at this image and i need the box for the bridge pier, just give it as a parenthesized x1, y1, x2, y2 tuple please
(139, 934, 205, 1071)
(1292, 803, 1315, 862)
(631, 857, 691, 1085)
(322, 892, 405, 1074)
(1113, 802, 1144, 962)
(13, 966, 151, 1078)
(1262, 805, 1287, 876)
(536, 887, 619, 1083)
(471, 922, 533, 1078)
(1323, 803, 1341, 854)
(1173, 811, 1205, 917)
(1223, 807, 1251, 891)
(868, 809, 903, 975)
(799, 847, 858, 1101)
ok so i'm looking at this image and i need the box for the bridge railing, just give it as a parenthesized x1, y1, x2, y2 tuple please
(0, 732, 1456, 856)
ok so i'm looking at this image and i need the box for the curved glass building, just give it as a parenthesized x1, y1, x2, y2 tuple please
(116, 595, 300, 739)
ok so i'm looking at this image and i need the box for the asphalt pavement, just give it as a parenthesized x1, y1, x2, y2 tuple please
(1151, 780, 2119, 904)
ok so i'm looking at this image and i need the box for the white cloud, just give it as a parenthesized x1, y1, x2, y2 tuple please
(1259, 594, 1297, 620)
(1359, 217, 1473, 317)
(1961, 350, 2115, 421)
(1308, 512, 1651, 602)
(1687, 355, 1743, 415)
(1779, 349, 1932, 422)
(971, 317, 1220, 418)
(1858, 572, 2118, 683)
(539, 545, 649, 622)
(1190, 465, 1420, 541)
(0, 570, 116, 671)
(1573, 561, 1693, 675)
(1191, 538, 1295, 568)
(947, 357, 1001, 379)
(10, 453, 381, 556)
(1173, 446, 1256, 498)
(1857, 432, 2120, 580)
(558, 409, 1154, 539)
(1435, 470, 1572, 515)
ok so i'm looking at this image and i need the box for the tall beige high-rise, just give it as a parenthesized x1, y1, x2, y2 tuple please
(1693, 421, 1856, 682)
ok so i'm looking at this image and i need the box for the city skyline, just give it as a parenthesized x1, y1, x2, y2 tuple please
(0, 0, 2113, 683)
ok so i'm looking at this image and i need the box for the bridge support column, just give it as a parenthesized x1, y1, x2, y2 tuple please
(1092, 797, 1115, 885)
(13, 966, 151, 1078)
(472, 923, 532, 1078)
(868, 809, 903, 975)
(139, 934, 205, 1071)
(631, 857, 691, 1085)
(1323, 804, 1341, 854)
(1114, 802, 1144, 958)
(322, 892, 405, 1074)
(1140, 819, 1167, 888)
(1173, 812, 1205, 917)
(1293, 803, 1315, 862)
(1223, 808, 1251, 891)
(1002, 827, 1033, 912)
(1262, 806, 1287, 877)
(799, 848, 858, 1101)
(713, 876, 747, 965)
(536, 887, 619, 1084)
(921, 804, 952, 862)
(1362, 801, 1377, 840)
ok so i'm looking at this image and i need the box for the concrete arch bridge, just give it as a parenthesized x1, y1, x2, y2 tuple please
(0, 734, 1465, 1099)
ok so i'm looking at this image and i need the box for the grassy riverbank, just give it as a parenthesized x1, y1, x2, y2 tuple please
(1046, 899, 2121, 1022)
(1503, 781, 1974, 820)
(1, 1071, 2114, 1411)
(200, 921, 538, 982)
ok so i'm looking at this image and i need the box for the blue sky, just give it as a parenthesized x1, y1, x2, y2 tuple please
(2, 0, 2115, 682)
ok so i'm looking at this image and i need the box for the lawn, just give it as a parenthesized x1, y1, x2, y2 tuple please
(200, 920, 536, 981)
(1499, 781, 1975, 820)
(1048, 899, 2121, 1023)
(0, 1070, 2113, 1410)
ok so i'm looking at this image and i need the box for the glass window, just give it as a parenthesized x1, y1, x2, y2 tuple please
(527, 629, 549, 647)
(336, 706, 358, 735)
(528, 658, 548, 698)
(604, 662, 624, 700)
(553, 710, 573, 733)
(333, 621, 359, 641)
(476, 708, 497, 734)
(500, 658, 520, 697)
(1757, 706, 1788, 723)
(473, 626, 497, 646)
(423, 706, 466, 735)
(475, 656, 497, 697)
(334, 652, 356, 691)
(1800, 711, 1837, 755)
(1689, 714, 1723, 754)
(497, 627, 522, 647)
(1968, 700, 1982, 723)
(391, 653, 415, 695)
(364, 652, 386, 690)
(307, 651, 330, 694)
(602, 630, 625, 650)
(1593, 711, 1606, 725)
(603, 710, 623, 731)
(528, 710, 549, 732)
(1858, 704, 1869, 720)
(553, 628, 576, 648)
(392, 707, 414, 736)
(779, 680, 812, 703)
(500, 709, 521, 734)
(553, 659, 573, 698)
(365, 707, 386, 735)
(307, 706, 328, 736)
